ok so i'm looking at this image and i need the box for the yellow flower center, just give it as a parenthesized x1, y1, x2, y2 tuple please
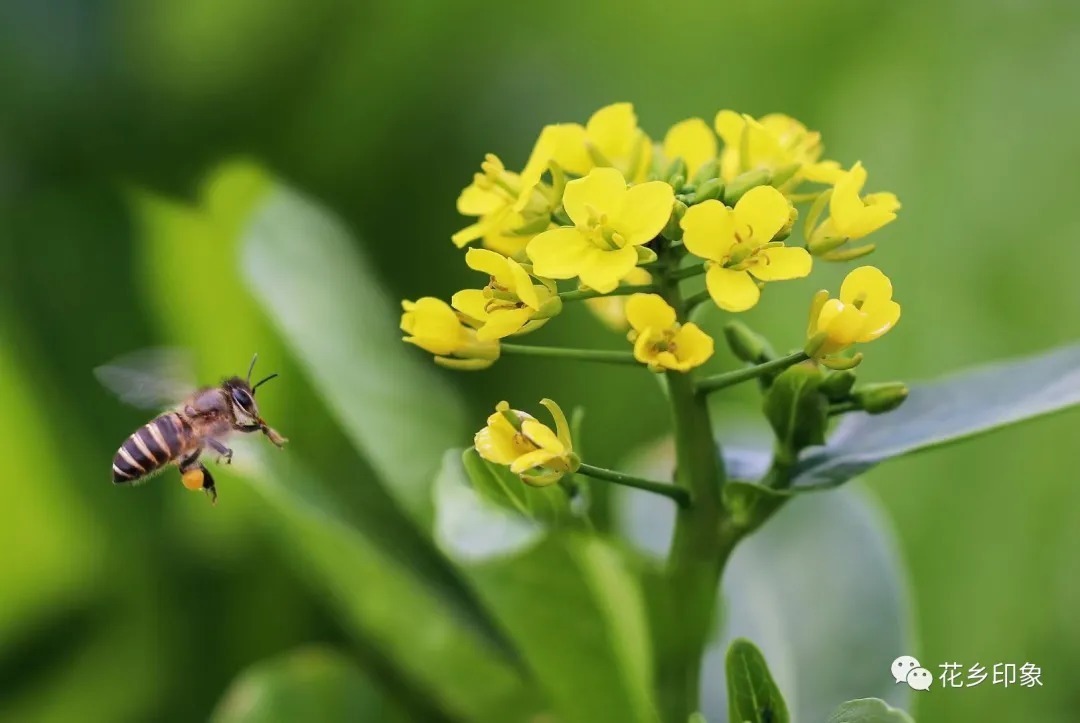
(581, 203, 627, 251)
(721, 225, 783, 272)
(475, 153, 522, 201)
(646, 329, 679, 356)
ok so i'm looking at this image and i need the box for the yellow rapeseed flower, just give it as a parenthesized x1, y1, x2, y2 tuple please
(808, 162, 900, 252)
(680, 186, 812, 312)
(625, 293, 714, 372)
(551, 103, 653, 183)
(714, 110, 841, 187)
(400, 297, 500, 370)
(584, 267, 652, 331)
(452, 126, 565, 250)
(527, 167, 674, 293)
(474, 399, 579, 487)
(806, 266, 900, 366)
(451, 248, 561, 340)
(661, 118, 717, 178)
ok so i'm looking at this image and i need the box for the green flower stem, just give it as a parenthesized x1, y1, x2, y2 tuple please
(695, 351, 810, 395)
(655, 273, 732, 723)
(557, 284, 656, 302)
(828, 400, 861, 416)
(576, 463, 691, 507)
(670, 263, 707, 281)
(683, 289, 713, 315)
(499, 343, 639, 365)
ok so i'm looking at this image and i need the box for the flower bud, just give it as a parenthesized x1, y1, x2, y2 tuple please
(770, 163, 801, 188)
(662, 199, 688, 241)
(691, 178, 725, 205)
(821, 244, 876, 262)
(691, 159, 721, 187)
(662, 157, 688, 187)
(533, 295, 564, 320)
(853, 382, 909, 414)
(807, 234, 849, 256)
(820, 370, 857, 401)
(723, 321, 771, 363)
(723, 169, 772, 205)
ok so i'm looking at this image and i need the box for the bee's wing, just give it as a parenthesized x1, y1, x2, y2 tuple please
(94, 347, 198, 410)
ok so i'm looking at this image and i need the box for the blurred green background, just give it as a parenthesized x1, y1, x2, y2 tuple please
(1, 0, 1078, 721)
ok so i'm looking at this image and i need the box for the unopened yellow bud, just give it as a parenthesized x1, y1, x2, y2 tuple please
(723, 169, 772, 205)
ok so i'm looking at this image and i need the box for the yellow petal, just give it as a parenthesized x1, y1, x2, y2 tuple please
(475, 424, 530, 466)
(616, 181, 675, 246)
(510, 448, 559, 474)
(672, 323, 715, 369)
(817, 300, 864, 351)
(625, 293, 676, 332)
(750, 246, 813, 281)
(506, 257, 540, 309)
(527, 228, 597, 280)
(401, 297, 465, 355)
(466, 247, 512, 286)
(803, 160, 843, 185)
(457, 183, 503, 216)
(733, 185, 791, 245)
(663, 118, 717, 176)
(714, 110, 745, 146)
(705, 266, 760, 312)
(521, 419, 564, 454)
(578, 245, 638, 294)
(586, 102, 638, 161)
(562, 167, 627, 226)
(452, 220, 485, 248)
(540, 398, 573, 450)
(680, 199, 736, 262)
(632, 329, 662, 366)
(551, 123, 591, 176)
(450, 289, 489, 322)
(477, 307, 533, 341)
(856, 299, 901, 343)
(840, 265, 893, 304)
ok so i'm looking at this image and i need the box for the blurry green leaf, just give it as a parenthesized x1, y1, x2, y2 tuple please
(211, 647, 405, 723)
(436, 449, 653, 722)
(725, 638, 790, 723)
(826, 698, 915, 723)
(763, 363, 827, 459)
(234, 449, 543, 723)
(241, 181, 465, 524)
(467, 535, 657, 723)
(792, 343, 1080, 489)
(462, 448, 574, 526)
(434, 450, 542, 562)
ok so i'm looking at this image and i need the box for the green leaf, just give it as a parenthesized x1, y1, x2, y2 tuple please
(233, 448, 543, 723)
(241, 182, 466, 524)
(435, 447, 655, 723)
(211, 647, 405, 723)
(466, 536, 657, 723)
(763, 363, 827, 459)
(461, 448, 575, 526)
(725, 638, 790, 723)
(826, 698, 915, 723)
(434, 450, 542, 562)
(792, 343, 1080, 489)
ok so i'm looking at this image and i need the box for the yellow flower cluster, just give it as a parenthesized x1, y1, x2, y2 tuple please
(401, 102, 903, 378)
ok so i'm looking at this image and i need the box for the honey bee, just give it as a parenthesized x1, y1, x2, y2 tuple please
(95, 350, 288, 503)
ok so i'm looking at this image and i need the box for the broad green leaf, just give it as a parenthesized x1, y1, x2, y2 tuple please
(791, 343, 1080, 489)
(461, 448, 575, 526)
(438, 447, 655, 722)
(467, 536, 657, 723)
(241, 181, 465, 524)
(725, 638, 790, 723)
(232, 447, 542, 723)
(826, 698, 915, 723)
(620, 445, 911, 723)
(434, 450, 542, 562)
(211, 647, 405, 723)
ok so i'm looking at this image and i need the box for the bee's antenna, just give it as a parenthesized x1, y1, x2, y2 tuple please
(246, 353, 259, 385)
(251, 373, 279, 394)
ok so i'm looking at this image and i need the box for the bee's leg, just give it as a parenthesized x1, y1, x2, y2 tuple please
(205, 437, 234, 465)
(179, 452, 218, 504)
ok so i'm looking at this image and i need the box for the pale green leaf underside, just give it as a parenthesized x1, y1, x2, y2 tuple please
(826, 697, 915, 723)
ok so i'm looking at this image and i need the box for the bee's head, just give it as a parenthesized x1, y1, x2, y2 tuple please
(224, 353, 280, 427)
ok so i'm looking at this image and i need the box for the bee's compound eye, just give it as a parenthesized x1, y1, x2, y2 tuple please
(231, 388, 255, 411)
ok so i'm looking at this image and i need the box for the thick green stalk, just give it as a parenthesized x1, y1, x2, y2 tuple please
(655, 275, 736, 721)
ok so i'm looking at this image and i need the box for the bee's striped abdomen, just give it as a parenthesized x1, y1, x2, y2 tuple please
(111, 413, 191, 484)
